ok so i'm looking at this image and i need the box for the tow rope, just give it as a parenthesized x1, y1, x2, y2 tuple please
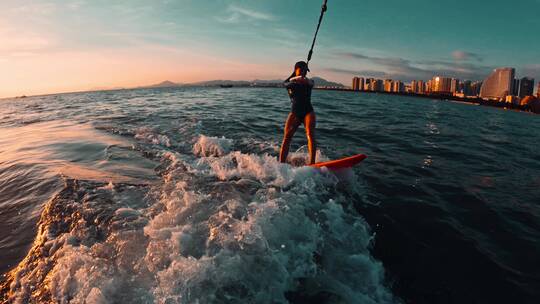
(307, 0, 329, 65)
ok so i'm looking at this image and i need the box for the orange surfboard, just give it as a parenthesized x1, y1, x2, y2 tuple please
(309, 154, 367, 170)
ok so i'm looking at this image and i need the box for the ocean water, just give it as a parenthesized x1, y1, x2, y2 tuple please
(0, 87, 538, 304)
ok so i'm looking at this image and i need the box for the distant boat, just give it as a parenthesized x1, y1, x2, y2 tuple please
(220, 84, 233, 88)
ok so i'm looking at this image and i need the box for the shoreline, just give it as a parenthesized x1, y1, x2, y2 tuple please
(310, 87, 540, 115)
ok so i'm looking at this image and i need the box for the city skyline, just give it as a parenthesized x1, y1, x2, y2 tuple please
(353, 65, 537, 93)
(1, 0, 540, 98)
(349, 65, 537, 106)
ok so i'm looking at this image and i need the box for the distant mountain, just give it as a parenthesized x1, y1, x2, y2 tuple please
(89, 86, 126, 91)
(139, 77, 344, 89)
(191, 80, 251, 87)
(253, 77, 345, 88)
(311, 77, 345, 88)
(142, 80, 183, 88)
(252, 79, 284, 84)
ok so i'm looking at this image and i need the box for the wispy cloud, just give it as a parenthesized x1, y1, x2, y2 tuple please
(218, 5, 275, 23)
(337, 52, 370, 60)
(452, 50, 483, 62)
(329, 51, 494, 81)
(0, 22, 54, 56)
(8, 2, 57, 15)
(67, 0, 85, 11)
(326, 68, 390, 79)
(521, 64, 540, 80)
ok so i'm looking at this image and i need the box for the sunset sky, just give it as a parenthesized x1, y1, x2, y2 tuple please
(1, 0, 539, 98)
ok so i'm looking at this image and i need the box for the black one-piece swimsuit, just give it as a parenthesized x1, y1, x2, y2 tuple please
(286, 80, 314, 120)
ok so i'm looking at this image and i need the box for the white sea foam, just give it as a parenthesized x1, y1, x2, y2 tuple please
(4, 135, 397, 303)
(134, 126, 172, 147)
(193, 135, 233, 157)
(143, 135, 395, 302)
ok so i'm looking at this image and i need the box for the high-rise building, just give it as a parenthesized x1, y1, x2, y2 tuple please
(392, 81, 404, 93)
(352, 77, 364, 91)
(369, 79, 383, 92)
(471, 81, 483, 96)
(426, 80, 432, 93)
(450, 78, 460, 94)
(432, 76, 452, 94)
(537, 83, 540, 98)
(479, 67, 515, 100)
(384, 79, 393, 92)
(410, 80, 417, 93)
(364, 78, 374, 91)
(462, 80, 472, 96)
(417, 80, 425, 94)
(518, 77, 535, 98)
(512, 79, 520, 96)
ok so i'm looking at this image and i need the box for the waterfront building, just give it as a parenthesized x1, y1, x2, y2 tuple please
(426, 80, 432, 93)
(505, 95, 520, 104)
(375, 79, 384, 92)
(462, 80, 472, 96)
(410, 80, 417, 93)
(520, 95, 539, 106)
(392, 81, 404, 93)
(471, 81, 483, 96)
(417, 80, 425, 94)
(352, 77, 364, 91)
(369, 79, 383, 92)
(450, 78, 460, 94)
(537, 83, 540, 98)
(512, 79, 520, 96)
(479, 67, 515, 101)
(384, 79, 393, 92)
(364, 78, 374, 91)
(432, 76, 452, 94)
(518, 77, 535, 98)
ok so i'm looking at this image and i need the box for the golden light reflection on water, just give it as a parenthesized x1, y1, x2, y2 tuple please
(0, 121, 157, 184)
(55, 163, 142, 184)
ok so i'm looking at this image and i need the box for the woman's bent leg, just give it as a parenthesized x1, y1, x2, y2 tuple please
(279, 113, 301, 163)
(304, 112, 317, 165)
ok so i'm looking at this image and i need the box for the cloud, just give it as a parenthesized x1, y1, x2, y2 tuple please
(329, 51, 494, 81)
(325, 68, 390, 79)
(218, 5, 275, 23)
(337, 52, 412, 67)
(520, 64, 540, 80)
(0, 23, 54, 55)
(452, 50, 483, 62)
(337, 52, 370, 60)
(67, 0, 85, 11)
(8, 2, 57, 15)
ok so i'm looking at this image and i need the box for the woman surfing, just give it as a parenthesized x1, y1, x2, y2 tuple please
(279, 61, 317, 165)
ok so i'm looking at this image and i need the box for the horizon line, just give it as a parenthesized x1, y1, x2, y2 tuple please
(0, 76, 347, 100)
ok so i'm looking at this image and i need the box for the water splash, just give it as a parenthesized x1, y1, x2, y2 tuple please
(2, 135, 397, 303)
